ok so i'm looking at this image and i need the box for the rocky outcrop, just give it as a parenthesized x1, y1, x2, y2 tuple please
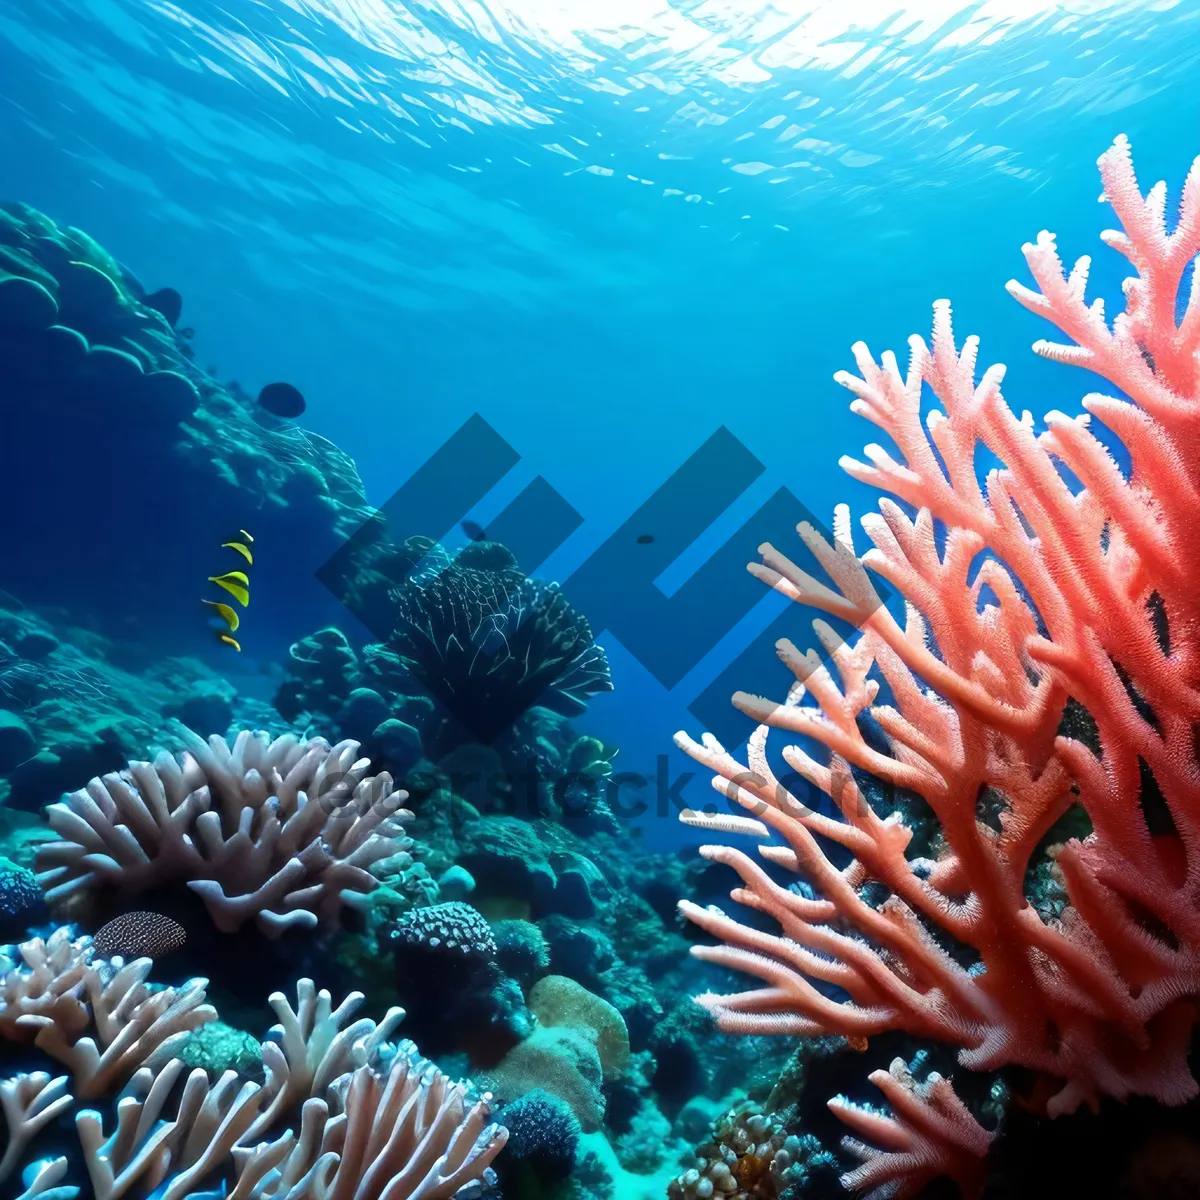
(0, 202, 376, 659)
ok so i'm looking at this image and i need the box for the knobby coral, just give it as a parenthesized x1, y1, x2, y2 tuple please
(668, 1099, 811, 1200)
(675, 133, 1200, 1168)
(35, 727, 413, 936)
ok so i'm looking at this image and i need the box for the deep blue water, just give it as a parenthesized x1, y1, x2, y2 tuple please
(1, 0, 1198, 840)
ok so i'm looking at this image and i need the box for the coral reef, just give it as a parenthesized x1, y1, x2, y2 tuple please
(0, 930, 507, 1199)
(0, 928, 215, 1099)
(276, 594, 618, 820)
(389, 900, 529, 1067)
(492, 919, 551, 986)
(496, 1087, 582, 1185)
(0, 202, 377, 660)
(675, 136, 1200, 1190)
(457, 816, 613, 918)
(0, 597, 285, 815)
(35, 727, 412, 936)
(0, 201, 874, 1200)
(528, 975, 630, 1079)
(0, 854, 45, 940)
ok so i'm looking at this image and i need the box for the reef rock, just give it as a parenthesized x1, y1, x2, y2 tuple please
(0, 203, 377, 660)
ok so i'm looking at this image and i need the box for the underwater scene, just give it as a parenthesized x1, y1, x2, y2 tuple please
(0, 0, 1199, 1197)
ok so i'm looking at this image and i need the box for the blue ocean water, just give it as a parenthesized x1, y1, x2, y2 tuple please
(1, 0, 1198, 837)
(1, 5, 1200, 1199)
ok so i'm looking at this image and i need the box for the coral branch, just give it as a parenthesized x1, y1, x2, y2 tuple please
(678, 134, 1200, 1126)
(77, 1063, 263, 1200)
(0, 949, 506, 1200)
(0, 1073, 73, 1184)
(829, 1059, 993, 1200)
(230, 1041, 508, 1199)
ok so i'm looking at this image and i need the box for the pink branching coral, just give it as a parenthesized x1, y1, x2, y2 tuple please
(829, 1059, 993, 1200)
(676, 132, 1200, 1132)
(36, 728, 413, 936)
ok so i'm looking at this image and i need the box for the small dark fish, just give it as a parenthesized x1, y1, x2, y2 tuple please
(144, 286, 183, 328)
(257, 382, 306, 418)
(461, 520, 487, 542)
(93, 911, 186, 960)
(636, 534, 655, 544)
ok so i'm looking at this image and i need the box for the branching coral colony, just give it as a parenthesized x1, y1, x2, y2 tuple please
(676, 136, 1200, 1196)
(0, 935, 507, 1199)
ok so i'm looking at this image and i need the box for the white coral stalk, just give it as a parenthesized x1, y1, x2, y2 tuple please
(77, 1062, 263, 1200)
(0, 1074, 73, 1184)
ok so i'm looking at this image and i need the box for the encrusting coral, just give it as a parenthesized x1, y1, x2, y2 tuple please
(675, 136, 1200, 1192)
(0, 928, 507, 1199)
(34, 727, 414, 936)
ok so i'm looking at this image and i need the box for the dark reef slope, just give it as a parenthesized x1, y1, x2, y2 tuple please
(0, 201, 374, 658)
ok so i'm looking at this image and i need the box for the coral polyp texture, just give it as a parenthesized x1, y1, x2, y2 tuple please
(676, 132, 1200, 1142)
(667, 1099, 810, 1199)
(35, 727, 414, 936)
(92, 911, 186, 960)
